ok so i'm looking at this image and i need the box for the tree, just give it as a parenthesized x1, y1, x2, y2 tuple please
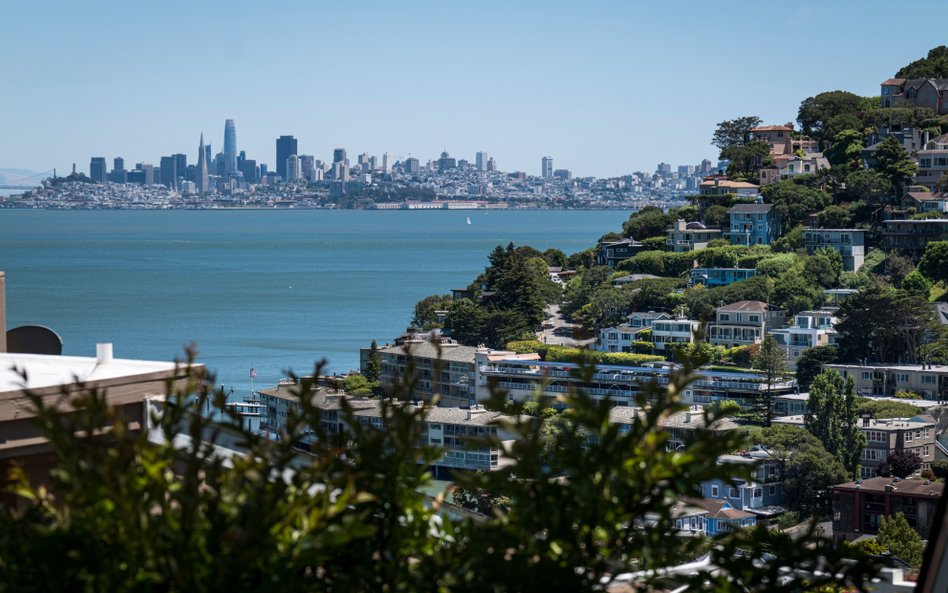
(364, 340, 381, 382)
(834, 283, 938, 364)
(622, 206, 674, 240)
(842, 170, 892, 204)
(876, 513, 925, 568)
(824, 129, 865, 169)
(752, 335, 785, 427)
(804, 247, 844, 289)
(754, 425, 849, 515)
(761, 180, 832, 228)
(900, 270, 932, 296)
(878, 450, 923, 479)
(918, 241, 948, 284)
(721, 141, 772, 179)
(896, 45, 948, 78)
(711, 115, 762, 150)
(543, 248, 567, 268)
(797, 91, 863, 147)
(796, 345, 839, 390)
(772, 267, 823, 315)
(873, 136, 918, 198)
(817, 204, 854, 229)
(0, 351, 880, 592)
(412, 293, 452, 329)
(444, 298, 488, 346)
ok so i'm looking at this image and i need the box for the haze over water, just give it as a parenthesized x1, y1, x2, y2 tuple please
(2, 209, 628, 395)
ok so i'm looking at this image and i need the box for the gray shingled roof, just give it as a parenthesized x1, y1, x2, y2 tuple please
(727, 203, 773, 214)
(379, 341, 478, 363)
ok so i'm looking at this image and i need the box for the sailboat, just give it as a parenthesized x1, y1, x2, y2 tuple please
(466, 216, 472, 225)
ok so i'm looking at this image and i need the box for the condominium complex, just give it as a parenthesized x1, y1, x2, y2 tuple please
(828, 364, 948, 401)
(361, 338, 478, 406)
(255, 386, 516, 475)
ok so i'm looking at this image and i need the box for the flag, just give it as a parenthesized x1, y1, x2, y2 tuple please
(250, 368, 257, 379)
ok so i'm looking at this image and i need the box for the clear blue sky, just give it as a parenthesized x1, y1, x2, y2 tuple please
(2, 0, 945, 178)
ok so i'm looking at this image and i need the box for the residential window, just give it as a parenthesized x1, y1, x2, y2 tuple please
(897, 373, 909, 383)
(769, 485, 777, 496)
(922, 375, 935, 384)
(753, 488, 762, 498)
(711, 485, 719, 497)
(924, 445, 931, 457)
(862, 372, 871, 381)
(729, 487, 740, 498)
(906, 431, 913, 442)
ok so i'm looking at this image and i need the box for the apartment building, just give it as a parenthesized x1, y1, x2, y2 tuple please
(883, 219, 948, 254)
(769, 309, 839, 368)
(803, 228, 866, 272)
(0, 345, 194, 507)
(256, 386, 516, 476)
(831, 476, 944, 542)
(916, 132, 948, 189)
(727, 203, 782, 246)
(708, 300, 785, 349)
(474, 350, 797, 409)
(603, 406, 738, 450)
(828, 364, 948, 401)
(361, 338, 478, 406)
(775, 414, 937, 478)
(666, 220, 722, 253)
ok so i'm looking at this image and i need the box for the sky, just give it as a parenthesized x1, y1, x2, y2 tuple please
(1, 0, 946, 179)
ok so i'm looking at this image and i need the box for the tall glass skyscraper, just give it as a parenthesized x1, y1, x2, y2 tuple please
(276, 135, 298, 180)
(223, 119, 238, 176)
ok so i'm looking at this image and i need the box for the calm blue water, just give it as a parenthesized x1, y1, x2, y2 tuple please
(0, 209, 628, 394)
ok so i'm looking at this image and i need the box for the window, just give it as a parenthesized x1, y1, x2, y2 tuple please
(711, 485, 719, 497)
(922, 375, 935, 384)
(769, 485, 777, 496)
(753, 488, 762, 498)
(923, 445, 931, 457)
(862, 372, 871, 381)
(729, 487, 739, 498)
(897, 373, 909, 383)
(905, 431, 913, 442)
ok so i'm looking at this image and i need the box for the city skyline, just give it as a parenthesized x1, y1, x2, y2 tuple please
(2, 1, 947, 177)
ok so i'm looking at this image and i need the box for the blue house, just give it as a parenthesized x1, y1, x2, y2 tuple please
(727, 203, 782, 246)
(682, 497, 757, 535)
(689, 267, 757, 288)
(700, 451, 787, 520)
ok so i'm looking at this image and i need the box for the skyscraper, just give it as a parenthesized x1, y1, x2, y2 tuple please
(286, 155, 301, 181)
(196, 133, 209, 193)
(333, 148, 347, 165)
(223, 119, 237, 176)
(382, 152, 391, 174)
(476, 151, 488, 172)
(173, 154, 187, 181)
(160, 156, 177, 189)
(276, 135, 298, 180)
(89, 157, 107, 183)
(541, 156, 553, 178)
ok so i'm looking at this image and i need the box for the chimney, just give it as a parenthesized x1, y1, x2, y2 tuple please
(96, 343, 113, 363)
(0, 271, 6, 353)
(467, 404, 486, 421)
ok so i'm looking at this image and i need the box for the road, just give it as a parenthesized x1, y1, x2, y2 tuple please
(538, 304, 596, 348)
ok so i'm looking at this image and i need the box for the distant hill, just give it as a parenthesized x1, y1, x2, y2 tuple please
(0, 168, 41, 185)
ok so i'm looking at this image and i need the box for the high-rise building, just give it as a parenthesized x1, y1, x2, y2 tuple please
(223, 119, 238, 176)
(113, 157, 125, 172)
(300, 155, 315, 181)
(89, 157, 107, 183)
(476, 151, 488, 172)
(239, 158, 257, 182)
(139, 163, 154, 186)
(541, 156, 553, 178)
(438, 151, 456, 173)
(699, 159, 713, 175)
(382, 152, 391, 174)
(172, 154, 187, 182)
(276, 135, 298, 180)
(160, 156, 177, 189)
(333, 148, 347, 165)
(657, 162, 672, 176)
(286, 155, 301, 181)
(196, 132, 210, 193)
(404, 157, 420, 174)
(358, 153, 369, 168)
(487, 157, 497, 172)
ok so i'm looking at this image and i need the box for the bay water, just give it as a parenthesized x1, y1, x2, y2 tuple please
(0, 209, 629, 396)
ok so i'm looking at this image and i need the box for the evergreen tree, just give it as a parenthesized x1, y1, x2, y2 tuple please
(877, 513, 925, 568)
(364, 340, 381, 383)
(873, 136, 918, 198)
(752, 335, 785, 427)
